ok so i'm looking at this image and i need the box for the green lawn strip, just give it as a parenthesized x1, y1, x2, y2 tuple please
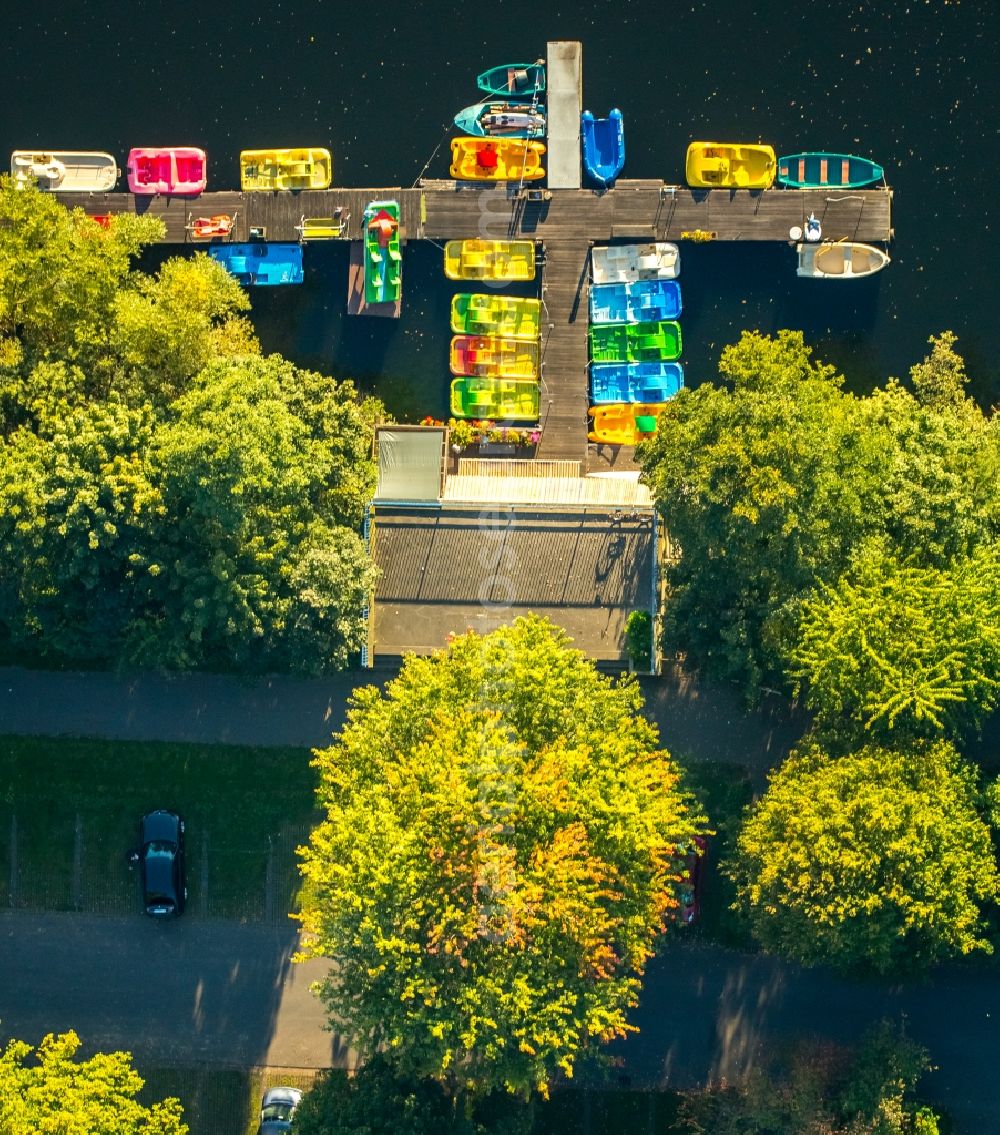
(0, 736, 318, 916)
(138, 1064, 250, 1135)
(677, 759, 755, 949)
(137, 1063, 322, 1135)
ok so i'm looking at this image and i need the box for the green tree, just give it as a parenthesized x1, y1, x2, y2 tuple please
(0, 179, 164, 425)
(727, 741, 999, 974)
(0, 355, 380, 673)
(639, 330, 999, 695)
(860, 374, 999, 568)
(0, 180, 258, 432)
(298, 616, 703, 1096)
(909, 329, 970, 411)
(639, 330, 881, 692)
(783, 542, 1000, 745)
(109, 253, 258, 404)
(0, 399, 163, 663)
(130, 354, 379, 673)
(0, 1030, 186, 1134)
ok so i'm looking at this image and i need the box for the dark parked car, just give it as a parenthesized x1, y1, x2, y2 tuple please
(257, 1086, 303, 1133)
(139, 810, 186, 918)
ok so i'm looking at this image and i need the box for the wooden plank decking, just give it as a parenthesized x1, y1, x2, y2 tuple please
(538, 241, 591, 463)
(57, 183, 893, 245)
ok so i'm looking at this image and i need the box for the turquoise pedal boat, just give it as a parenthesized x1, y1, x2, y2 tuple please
(589, 280, 682, 324)
(207, 243, 303, 286)
(590, 362, 685, 404)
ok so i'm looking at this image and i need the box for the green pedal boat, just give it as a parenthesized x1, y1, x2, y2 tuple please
(450, 293, 542, 340)
(363, 200, 402, 304)
(589, 320, 682, 363)
(450, 378, 540, 421)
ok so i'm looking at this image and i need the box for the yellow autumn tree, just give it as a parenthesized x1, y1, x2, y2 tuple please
(298, 616, 702, 1097)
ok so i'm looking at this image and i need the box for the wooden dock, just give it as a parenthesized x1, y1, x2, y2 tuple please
(60, 181, 892, 246)
(56, 180, 892, 463)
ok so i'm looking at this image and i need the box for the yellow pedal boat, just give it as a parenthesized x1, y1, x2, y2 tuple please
(450, 378, 540, 421)
(449, 137, 546, 181)
(685, 142, 776, 189)
(588, 403, 668, 445)
(240, 147, 332, 191)
(450, 334, 540, 379)
(450, 293, 542, 340)
(444, 239, 536, 281)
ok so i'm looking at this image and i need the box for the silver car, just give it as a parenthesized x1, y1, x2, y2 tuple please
(257, 1086, 303, 1134)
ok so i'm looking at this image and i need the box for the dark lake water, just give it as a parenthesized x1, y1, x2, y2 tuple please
(3, 0, 997, 416)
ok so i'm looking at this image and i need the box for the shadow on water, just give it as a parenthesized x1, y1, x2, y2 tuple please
(675, 242, 887, 392)
(249, 241, 540, 421)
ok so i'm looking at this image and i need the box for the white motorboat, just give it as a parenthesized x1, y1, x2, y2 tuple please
(10, 150, 119, 192)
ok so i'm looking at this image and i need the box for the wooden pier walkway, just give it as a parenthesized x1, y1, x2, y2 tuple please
(57, 181, 892, 463)
(64, 182, 892, 246)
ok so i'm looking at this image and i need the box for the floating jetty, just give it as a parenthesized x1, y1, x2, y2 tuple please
(49, 40, 893, 465)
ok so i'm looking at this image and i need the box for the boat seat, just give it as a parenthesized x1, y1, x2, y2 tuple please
(369, 248, 383, 262)
(388, 248, 402, 261)
(700, 157, 727, 175)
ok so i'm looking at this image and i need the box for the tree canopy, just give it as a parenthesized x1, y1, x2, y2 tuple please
(298, 616, 703, 1096)
(0, 356, 379, 672)
(0, 180, 257, 432)
(639, 329, 999, 696)
(0, 1030, 187, 1134)
(782, 542, 1000, 745)
(0, 179, 383, 674)
(727, 740, 999, 974)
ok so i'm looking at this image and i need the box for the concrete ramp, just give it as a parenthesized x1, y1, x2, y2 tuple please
(546, 41, 582, 189)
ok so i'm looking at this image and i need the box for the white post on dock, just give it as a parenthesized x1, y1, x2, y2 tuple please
(546, 41, 582, 190)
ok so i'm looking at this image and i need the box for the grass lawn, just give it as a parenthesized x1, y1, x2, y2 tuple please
(0, 736, 319, 919)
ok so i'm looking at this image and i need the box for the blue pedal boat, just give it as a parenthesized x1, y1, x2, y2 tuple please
(590, 279, 682, 324)
(590, 361, 685, 404)
(581, 108, 625, 188)
(207, 242, 304, 285)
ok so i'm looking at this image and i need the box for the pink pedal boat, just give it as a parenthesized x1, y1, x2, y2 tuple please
(126, 147, 207, 195)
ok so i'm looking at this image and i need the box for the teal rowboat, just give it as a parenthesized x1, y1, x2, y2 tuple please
(477, 62, 545, 99)
(777, 152, 884, 189)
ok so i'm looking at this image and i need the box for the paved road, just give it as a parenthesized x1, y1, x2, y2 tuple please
(0, 911, 995, 1132)
(0, 910, 343, 1070)
(0, 664, 804, 784)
